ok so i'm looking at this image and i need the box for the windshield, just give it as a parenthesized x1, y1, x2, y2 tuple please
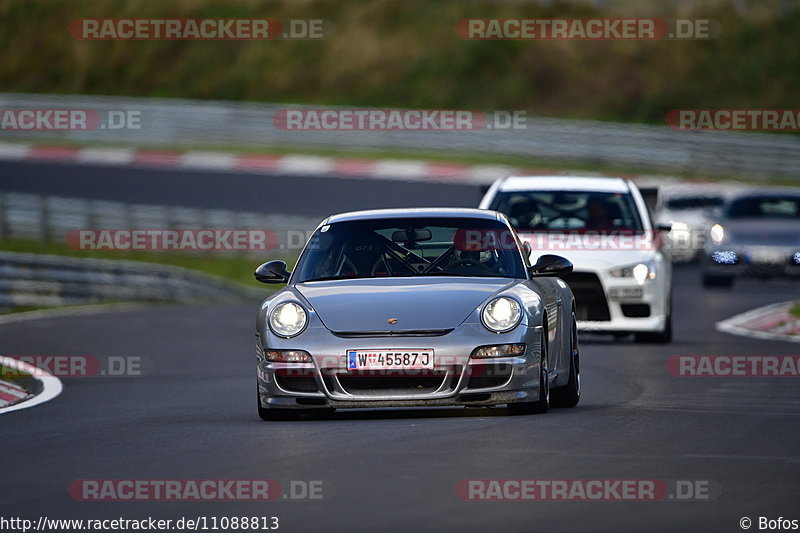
(488, 190, 644, 231)
(727, 196, 800, 219)
(665, 196, 724, 210)
(293, 217, 527, 283)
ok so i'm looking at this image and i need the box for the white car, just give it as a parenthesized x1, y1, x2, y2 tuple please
(654, 187, 726, 263)
(480, 176, 673, 343)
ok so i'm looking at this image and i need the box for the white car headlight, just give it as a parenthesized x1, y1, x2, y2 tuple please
(669, 221, 691, 239)
(481, 297, 522, 333)
(610, 262, 656, 285)
(710, 224, 725, 245)
(269, 302, 308, 337)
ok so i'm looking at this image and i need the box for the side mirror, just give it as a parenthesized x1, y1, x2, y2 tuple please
(530, 254, 573, 277)
(255, 260, 291, 284)
(522, 241, 532, 258)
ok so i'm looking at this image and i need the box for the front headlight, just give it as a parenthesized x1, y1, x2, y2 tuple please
(710, 224, 725, 245)
(669, 221, 691, 240)
(472, 343, 526, 358)
(610, 261, 656, 285)
(269, 302, 308, 337)
(481, 297, 522, 333)
(264, 349, 312, 363)
(711, 250, 739, 265)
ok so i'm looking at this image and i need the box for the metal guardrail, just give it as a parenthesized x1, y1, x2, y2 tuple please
(0, 191, 319, 310)
(0, 251, 264, 309)
(0, 191, 319, 249)
(1, 93, 799, 178)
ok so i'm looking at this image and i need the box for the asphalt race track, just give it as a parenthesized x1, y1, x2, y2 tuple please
(2, 161, 800, 532)
(0, 161, 481, 215)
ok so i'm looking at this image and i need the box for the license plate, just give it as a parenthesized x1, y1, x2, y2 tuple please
(750, 250, 785, 264)
(609, 287, 643, 300)
(346, 350, 434, 370)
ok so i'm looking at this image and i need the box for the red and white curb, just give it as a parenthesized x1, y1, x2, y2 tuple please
(0, 356, 62, 414)
(0, 379, 29, 406)
(0, 141, 554, 184)
(716, 301, 800, 344)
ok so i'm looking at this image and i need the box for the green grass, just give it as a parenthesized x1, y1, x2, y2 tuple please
(789, 305, 800, 318)
(0, 239, 298, 289)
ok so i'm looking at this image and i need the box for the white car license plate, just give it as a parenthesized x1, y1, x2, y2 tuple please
(609, 287, 643, 300)
(346, 350, 434, 370)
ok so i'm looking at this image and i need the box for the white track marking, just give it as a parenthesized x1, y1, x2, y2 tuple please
(716, 301, 800, 344)
(76, 148, 135, 165)
(277, 155, 334, 175)
(179, 151, 237, 169)
(0, 142, 32, 160)
(0, 356, 62, 414)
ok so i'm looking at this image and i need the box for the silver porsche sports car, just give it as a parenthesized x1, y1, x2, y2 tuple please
(254, 208, 580, 420)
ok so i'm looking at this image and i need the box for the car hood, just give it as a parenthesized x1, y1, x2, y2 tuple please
(722, 219, 800, 246)
(296, 277, 515, 332)
(518, 232, 657, 271)
(659, 210, 715, 229)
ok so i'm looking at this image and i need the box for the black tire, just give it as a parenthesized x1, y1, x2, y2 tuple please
(634, 312, 672, 344)
(508, 330, 549, 415)
(551, 314, 580, 408)
(702, 273, 734, 288)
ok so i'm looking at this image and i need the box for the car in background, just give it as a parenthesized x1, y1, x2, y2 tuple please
(702, 190, 800, 287)
(655, 189, 726, 262)
(480, 176, 673, 343)
(254, 208, 580, 419)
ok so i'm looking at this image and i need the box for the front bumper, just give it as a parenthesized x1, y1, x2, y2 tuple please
(564, 270, 669, 334)
(257, 324, 546, 410)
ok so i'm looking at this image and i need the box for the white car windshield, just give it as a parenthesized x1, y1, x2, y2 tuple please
(488, 190, 645, 232)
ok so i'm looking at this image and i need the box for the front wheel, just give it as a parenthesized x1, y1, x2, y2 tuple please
(508, 330, 549, 415)
(551, 314, 580, 408)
